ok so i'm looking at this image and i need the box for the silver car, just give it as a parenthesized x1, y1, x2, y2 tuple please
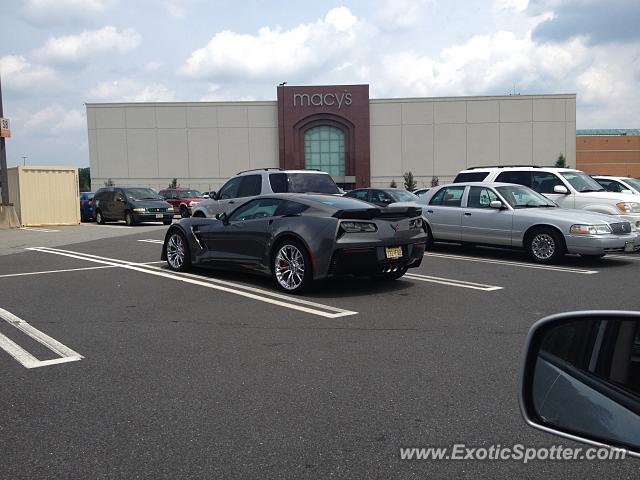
(414, 182, 639, 263)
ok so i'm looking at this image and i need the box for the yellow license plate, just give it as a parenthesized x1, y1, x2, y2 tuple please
(385, 246, 403, 259)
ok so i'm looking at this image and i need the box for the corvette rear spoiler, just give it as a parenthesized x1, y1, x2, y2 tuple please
(332, 206, 422, 220)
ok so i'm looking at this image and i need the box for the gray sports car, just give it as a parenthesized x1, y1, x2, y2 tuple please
(161, 193, 427, 293)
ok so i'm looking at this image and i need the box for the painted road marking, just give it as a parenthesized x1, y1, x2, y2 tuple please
(405, 272, 503, 291)
(0, 307, 83, 369)
(424, 252, 598, 274)
(607, 254, 640, 261)
(19, 227, 60, 233)
(0, 261, 165, 279)
(138, 239, 164, 244)
(27, 247, 358, 319)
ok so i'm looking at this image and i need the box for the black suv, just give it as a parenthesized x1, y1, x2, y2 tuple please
(93, 187, 174, 226)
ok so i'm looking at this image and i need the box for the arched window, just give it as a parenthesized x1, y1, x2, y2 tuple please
(304, 126, 345, 177)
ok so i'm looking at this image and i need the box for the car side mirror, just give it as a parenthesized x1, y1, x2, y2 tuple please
(520, 311, 640, 458)
(215, 212, 229, 224)
(489, 200, 504, 209)
(210, 191, 217, 200)
(116, 197, 125, 203)
(553, 185, 569, 194)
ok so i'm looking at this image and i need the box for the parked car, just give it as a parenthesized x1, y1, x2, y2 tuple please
(592, 175, 640, 195)
(520, 311, 640, 457)
(202, 191, 216, 199)
(162, 194, 427, 293)
(418, 182, 639, 263)
(93, 187, 174, 226)
(159, 188, 206, 218)
(344, 188, 419, 207)
(80, 192, 94, 222)
(413, 188, 431, 197)
(192, 168, 341, 218)
(453, 166, 640, 231)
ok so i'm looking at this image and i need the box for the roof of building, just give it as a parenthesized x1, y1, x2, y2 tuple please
(577, 129, 640, 136)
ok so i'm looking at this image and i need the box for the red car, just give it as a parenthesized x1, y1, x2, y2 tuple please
(159, 188, 206, 218)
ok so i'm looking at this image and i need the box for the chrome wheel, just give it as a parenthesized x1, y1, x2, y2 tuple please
(531, 233, 555, 260)
(274, 244, 305, 291)
(167, 233, 186, 270)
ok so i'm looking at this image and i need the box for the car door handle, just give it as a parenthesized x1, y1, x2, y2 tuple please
(229, 201, 235, 204)
(464, 212, 472, 216)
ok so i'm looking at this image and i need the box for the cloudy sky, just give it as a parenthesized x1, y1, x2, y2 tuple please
(1, 0, 639, 168)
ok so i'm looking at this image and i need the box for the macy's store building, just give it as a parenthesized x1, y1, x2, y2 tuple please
(87, 84, 576, 191)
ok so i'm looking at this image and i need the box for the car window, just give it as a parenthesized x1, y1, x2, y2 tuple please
(229, 198, 281, 221)
(467, 187, 499, 208)
(275, 200, 309, 216)
(531, 172, 564, 194)
(371, 190, 393, 204)
(453, 172, 490, 183)
(596, 179, 624, 193)
(123, 188, 160, 201)
(495, 171, 532, 187)
(269, 173, 287, 193)
(347, 190, 369, 201)
(560, 171, 606, 193)
(624, 178, 640, 191)
(237, 175, 262, 197)
(285, 173, 340, 194)
(389, 190, 419, 202)
(218, 177, 242, 200)
(429, 186, 466, 207)
(496, 185, 557, 208)
(177, 190, 204, 198)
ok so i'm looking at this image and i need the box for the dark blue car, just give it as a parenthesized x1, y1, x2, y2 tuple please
(80, 192, 95, 222)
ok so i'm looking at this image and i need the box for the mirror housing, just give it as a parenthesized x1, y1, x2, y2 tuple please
(489, 200, 504, 209)
(520, 311, 640, 458)
(553, 185, 569, 195)
(215, 212, 229, 224)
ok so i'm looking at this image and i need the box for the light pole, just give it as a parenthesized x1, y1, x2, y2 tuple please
(21, 156, 26, 166)
(0, 74, 9, 206)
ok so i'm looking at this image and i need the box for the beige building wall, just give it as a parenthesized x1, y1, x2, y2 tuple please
(369, 94, 576, 187)
(88, 102, 279, 192)
(88, 94, 576, 191)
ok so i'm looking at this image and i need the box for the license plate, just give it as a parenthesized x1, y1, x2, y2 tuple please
(385, 246, 403, 259)
(625, 241, 635, 252)
(156, 214, 163, 219)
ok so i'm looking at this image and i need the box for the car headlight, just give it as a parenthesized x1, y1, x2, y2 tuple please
(409, 218, 423, 229)
(188, 201, 197, 207)
(616, 202, 640, 214)
(340, 221, 378, 233)
(570, 224, 612, 235)
(166, 207, 174, 213)
(132, 208, 146, 213)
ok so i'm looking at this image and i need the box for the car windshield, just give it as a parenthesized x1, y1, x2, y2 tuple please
(560, 171, 606, 192)
(177, 190, 204, 198)
(285, 173, 340, 194)
(496, 186, 557, 208)
(125, 188, 162, 200)
(624, 178, 640, 191)
(389, 190, 418, 202)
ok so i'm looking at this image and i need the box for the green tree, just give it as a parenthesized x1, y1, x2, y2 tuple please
(431, 176, 439, 187)
(555, 153, 567, 168)
(169, 178, 178, 188)
(78, 167, 91, 191)
(390, 179, 397, 188)
(403, 171, 417, 191)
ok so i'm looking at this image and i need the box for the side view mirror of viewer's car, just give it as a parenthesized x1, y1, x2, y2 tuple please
(553, 185, 569, 194)
(520, 311, 640, 458)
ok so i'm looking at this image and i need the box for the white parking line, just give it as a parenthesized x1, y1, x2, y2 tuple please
(405, 272, 503, 291)
(0, 261, 165, 279)
(138, 239, 164, 244)
(20, 227, 60, 233)
(26, 247, 358, 319)
(607, 254, 640, 261)
(424, 252, 598, 274)
(0, 307, 83, 369)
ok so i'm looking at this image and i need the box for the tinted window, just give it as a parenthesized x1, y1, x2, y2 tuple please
(453, 172, 490, 183)
(467, 187, 499, 208)
(218, 177, 242, 199)
(346, 190, 369, 201)
(531, 172, 564, 194)
(596, 179, 624, 193)
(275, 200, 309, 216)
(495, 171, 532, 187)
(229, 198, 281, 221)
(370, 190, 394, 205)
(389, 190, 418, 202)
(123, 188, 161, 200)
(269, 173, 288, 193)
(429, 186, 466, 207)
(285, 173, 340, 194)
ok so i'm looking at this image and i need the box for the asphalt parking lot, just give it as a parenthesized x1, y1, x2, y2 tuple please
(1, 223, 639, 479)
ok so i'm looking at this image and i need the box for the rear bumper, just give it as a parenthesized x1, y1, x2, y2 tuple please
(565, 233, 640, 255)
(327, 242, 426, 276)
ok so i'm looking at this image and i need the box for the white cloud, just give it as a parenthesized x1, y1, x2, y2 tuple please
(21, 0, 114, 25)
(35, 26, 141, 65)
(374, 0, 433, 31)
(180, 6, 361, 80)
(0, 55, 57, 90)
(87, 79, 176, 102)
(23, 105, 86, 134)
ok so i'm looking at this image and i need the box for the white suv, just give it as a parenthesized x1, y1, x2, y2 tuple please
(192, 168, 341, 218)
(453, 166, 640, 230)
(592, 176, 640, 195)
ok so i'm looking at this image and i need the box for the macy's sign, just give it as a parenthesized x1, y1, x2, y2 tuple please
(293, 91, 353, 109)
